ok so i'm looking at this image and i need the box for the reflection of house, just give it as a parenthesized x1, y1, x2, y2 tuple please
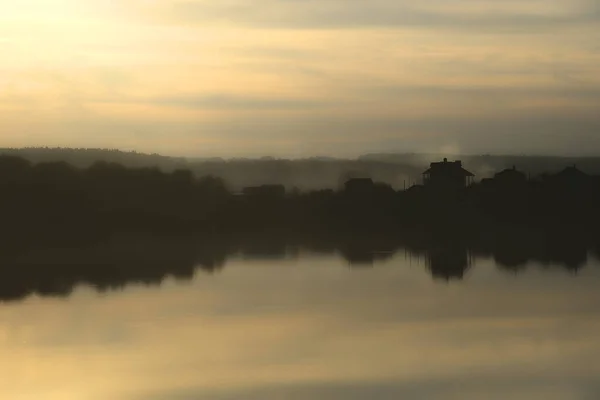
(242, 184, 285, 198)
(423, 158, 474, 189)
(426, 245, 471, 280)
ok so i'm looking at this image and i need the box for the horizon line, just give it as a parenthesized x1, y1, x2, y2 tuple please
(2, 146, 599, 161)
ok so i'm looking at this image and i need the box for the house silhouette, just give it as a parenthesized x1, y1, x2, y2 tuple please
(552, 165, 589, 184)
(423, 158, 474, 190)
(494, 166, 527, 187)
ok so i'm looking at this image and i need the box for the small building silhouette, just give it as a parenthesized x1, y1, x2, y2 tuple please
(494, 166, 527, 187)
(344, 178, 374, 194)
(553, 165, 589, 183)
(406, 184, 425, 194)
(545, 165, 592, 193)
(423, 158, 474, 190)
(242, 184, 285, 198)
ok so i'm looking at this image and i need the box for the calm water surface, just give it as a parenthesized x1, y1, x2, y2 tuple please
(2, 252, 600, 400)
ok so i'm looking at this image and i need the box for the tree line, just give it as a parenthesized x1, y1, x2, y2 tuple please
(1, 155, 600, 237)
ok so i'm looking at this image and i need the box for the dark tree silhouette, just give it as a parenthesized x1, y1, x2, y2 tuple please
(0, 154, 599, 302)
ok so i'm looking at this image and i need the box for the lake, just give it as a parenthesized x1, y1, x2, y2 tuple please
(1, 247, 600, 400)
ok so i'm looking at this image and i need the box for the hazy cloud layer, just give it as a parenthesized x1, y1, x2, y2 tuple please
(142, 0, 600, 31)
(145, 94, 325, 111)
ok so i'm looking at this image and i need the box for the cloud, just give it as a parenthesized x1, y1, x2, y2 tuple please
(189, 111, 600, 157)
(145, 94, 325, 111)
(3, 94, 600, 157)
(138, 377, 600, 400)
(142, 0, 600, 32)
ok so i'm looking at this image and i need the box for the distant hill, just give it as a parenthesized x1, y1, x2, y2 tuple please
(2, 147, 599, 190)
(0, 147, 419, 190)
(359, 153, 600, 180)
(0, 147, 186, 170)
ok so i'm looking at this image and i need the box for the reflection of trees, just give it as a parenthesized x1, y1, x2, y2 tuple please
(1, 226, 596, 303)
(0, 234, 229, 302)
(491, 228, 536, 272)
(542, 235, 588, 273)
(488, 230, 588, 274)
(339, 248, 395, 267)
(338, 237, 398, 267)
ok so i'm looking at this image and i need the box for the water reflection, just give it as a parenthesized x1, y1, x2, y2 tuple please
(1, 252, 600, 400)
(0, 229, 598, 302)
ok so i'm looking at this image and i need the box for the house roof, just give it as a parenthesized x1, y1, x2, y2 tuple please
(495, 166, 526, 178)
(556, 165, 588, 177)
(423, 160, 474, 177)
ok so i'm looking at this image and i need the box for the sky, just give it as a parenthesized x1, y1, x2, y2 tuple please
(1, 0, 599, 157)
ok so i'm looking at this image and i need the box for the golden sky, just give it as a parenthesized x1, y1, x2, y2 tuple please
(1, 0, 599, 156)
